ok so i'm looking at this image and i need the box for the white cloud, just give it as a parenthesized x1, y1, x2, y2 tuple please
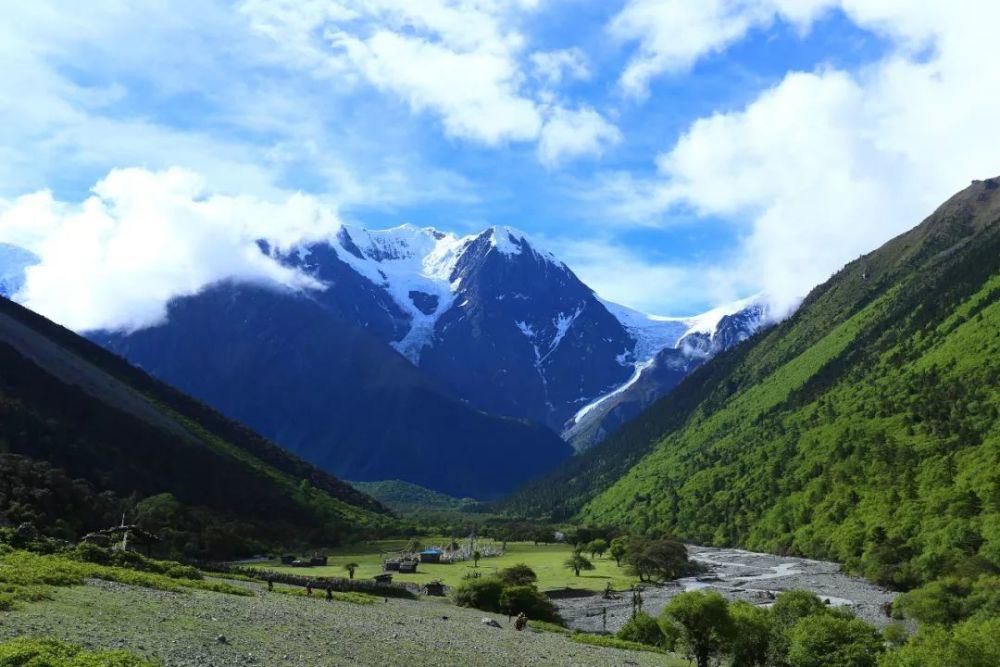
(537, 106, 622, 168)
(530, 48, 590, 85)
(0, 168, 341, 332)
(241, 0, 618, 160)
(331, 28, 542, 144)
(601, 1, 1000, 315)
(549, 236, 740, 315)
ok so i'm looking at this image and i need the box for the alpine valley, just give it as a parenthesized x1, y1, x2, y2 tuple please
(1, 226, 769, 498)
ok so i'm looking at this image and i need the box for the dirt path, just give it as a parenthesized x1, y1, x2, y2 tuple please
(555, 545, 896, 633)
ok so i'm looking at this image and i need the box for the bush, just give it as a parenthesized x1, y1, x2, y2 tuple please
(498, 564, 537, 587)
(452, 577, 505, 613)
(0, 636, 156, 666)
(787, 614, 883, 667)
(616, 612, 664, 647)
(498, 585, 561, 623)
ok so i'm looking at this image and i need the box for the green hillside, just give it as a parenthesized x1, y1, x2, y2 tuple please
(349, 480, 480, 514)
(0, 296, 393, 558)
(507, 178, 1000, 590)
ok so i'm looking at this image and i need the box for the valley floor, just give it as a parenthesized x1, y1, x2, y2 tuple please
(0, 578, 672, 667)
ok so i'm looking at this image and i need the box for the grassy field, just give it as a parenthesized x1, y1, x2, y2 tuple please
(264, 540, 640, 592)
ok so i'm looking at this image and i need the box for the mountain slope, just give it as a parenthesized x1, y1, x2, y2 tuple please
(565, 299, 769, 450)
(0, 294, 391, 556)
(511, 177, 1000, 589)
(92, 282, 572, 499)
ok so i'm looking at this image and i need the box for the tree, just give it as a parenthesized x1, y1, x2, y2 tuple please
(626, 539, 688, 582)
(610, 536, 629, 566)
(787, 614, 883, 667)
(587, 539, 608, 559)
(343, 562, 358, 579)
(405, 538, 423, 553)
(880, 617, 1000, 667)
(565, 552, 594, 577)
(659, 590, 734, 667)
(729, 600, 773, 667)
(472, 550, 482, 568)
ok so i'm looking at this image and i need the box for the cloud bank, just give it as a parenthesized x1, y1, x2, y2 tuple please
(602, 0, 1000, 314)
(0, 168, 340, 332)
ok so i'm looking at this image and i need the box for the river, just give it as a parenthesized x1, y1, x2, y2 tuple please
(554, 545, 897, 633)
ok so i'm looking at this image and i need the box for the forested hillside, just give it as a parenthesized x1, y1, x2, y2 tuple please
(0, 296, 392, 558)
(506, 177, 1000, 590)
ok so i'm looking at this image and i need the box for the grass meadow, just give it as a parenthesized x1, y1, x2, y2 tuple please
(264, 540, 640, 592)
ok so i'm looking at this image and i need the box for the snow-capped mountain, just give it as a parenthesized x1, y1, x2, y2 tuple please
(0, 227, 775, 485)
(565, 297, 771, 450)
(0, 244, 38, 298)
(270, 224, 708, 430)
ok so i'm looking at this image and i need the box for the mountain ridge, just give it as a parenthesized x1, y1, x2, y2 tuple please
(503, 176, 1000, 589)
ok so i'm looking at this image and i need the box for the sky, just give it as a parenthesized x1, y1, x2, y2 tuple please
(1, 0, 999, 332)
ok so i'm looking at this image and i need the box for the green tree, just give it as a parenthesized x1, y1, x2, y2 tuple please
(405, 538, 423, 553)
(879, 617, 1000, 667)
(564, 552, 594, 577)
(587, 538, 608, 559)
(787, 614, 883, 667)
(472, 550, 482, 567)
(729, 600, 773, 667)
(626, 539, 688, 582)
(610, 536, 629, 566)
(658, 590, 734, 667)
(343, 562, 358, 579)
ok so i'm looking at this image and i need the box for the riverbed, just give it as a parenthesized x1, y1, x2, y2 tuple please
(554, 545, 896, 633)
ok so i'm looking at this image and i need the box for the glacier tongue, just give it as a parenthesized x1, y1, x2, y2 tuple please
(334, 224, 471, 363)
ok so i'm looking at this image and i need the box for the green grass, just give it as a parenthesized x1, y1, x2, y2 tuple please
(0, 637, 157, 666)
(570, 633, 683, 660)
(263, 540, 639, 592)
(0, 550, 251, 611)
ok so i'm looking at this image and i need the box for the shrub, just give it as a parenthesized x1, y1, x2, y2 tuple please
(452, 577, 505, 613)
(498, 585, 561, 623)
(616, 612, 664, 647)
(498, 564, 537, 587)
(0, 636, 156, 666)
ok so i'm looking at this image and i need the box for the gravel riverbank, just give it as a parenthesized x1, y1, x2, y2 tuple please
(555, 545, 897, 633)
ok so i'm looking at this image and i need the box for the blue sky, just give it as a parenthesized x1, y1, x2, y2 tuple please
(1, 1, 998, 330)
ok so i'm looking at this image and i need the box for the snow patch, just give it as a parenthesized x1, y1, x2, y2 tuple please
(515, 320, 535, 338)
(328, 223, 473, 363)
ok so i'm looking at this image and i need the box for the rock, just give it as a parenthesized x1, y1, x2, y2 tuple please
(481, 618, 502, 628)
(216, 635, 227, 644)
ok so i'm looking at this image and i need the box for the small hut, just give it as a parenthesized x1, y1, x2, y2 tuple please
(373, 573, 393, 584)
(398, 560, 418, 574)
(423, 580, 446, 597)
(419, 549, 443, 564)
